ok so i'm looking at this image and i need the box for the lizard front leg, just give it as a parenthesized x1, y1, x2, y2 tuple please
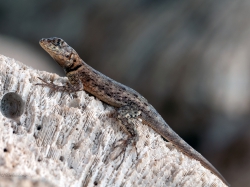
(36, 74, 83, 93)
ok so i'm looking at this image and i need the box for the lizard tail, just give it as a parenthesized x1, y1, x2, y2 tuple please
(140, 106, 230, 186)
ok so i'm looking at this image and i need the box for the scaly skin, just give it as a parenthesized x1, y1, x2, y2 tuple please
(37, 37, 229, 186)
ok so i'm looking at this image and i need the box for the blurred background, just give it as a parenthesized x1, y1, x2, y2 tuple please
(0, 1, 249, 186)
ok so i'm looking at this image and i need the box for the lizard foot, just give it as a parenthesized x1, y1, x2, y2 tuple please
(36, 77, 58, 90)
(109, 136, 137, 170)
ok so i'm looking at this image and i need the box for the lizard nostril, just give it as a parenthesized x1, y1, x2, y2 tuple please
(40, 38, 45, 43)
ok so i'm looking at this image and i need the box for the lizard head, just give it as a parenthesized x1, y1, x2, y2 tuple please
(39, 37, 81, 73)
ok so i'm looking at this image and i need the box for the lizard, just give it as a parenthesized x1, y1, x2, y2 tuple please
(37, 37, 229, 186)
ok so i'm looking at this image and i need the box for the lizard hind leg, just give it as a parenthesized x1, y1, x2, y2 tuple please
(116, 105, 142, 144)
(109, 105, 141, 165)
(107, 105, 141, 170)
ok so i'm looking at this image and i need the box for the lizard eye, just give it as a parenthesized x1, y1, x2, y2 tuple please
(57, 39, 61, 45)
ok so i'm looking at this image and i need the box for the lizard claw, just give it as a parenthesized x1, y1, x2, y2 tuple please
(36, 77, 52, 84)
(109, 139, 127, 159)
(109, 137, 137, 170)
(36, 77, 61, 97)
(35, 77, 57, 90)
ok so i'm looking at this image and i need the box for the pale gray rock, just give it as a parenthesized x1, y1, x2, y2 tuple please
(0, 54, 228, 187)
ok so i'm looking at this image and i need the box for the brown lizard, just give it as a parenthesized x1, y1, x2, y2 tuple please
(37, 37, 229, 186)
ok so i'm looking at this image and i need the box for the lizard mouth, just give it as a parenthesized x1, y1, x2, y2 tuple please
(39, 37, 65, 56)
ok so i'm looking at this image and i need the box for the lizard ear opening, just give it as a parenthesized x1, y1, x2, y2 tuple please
(65, 53, 73, 61)
(69, 53, 73, 60)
